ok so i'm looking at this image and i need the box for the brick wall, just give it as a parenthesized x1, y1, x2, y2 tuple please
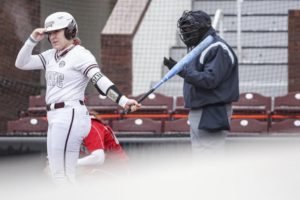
(101, 35, 133, 95)
(0, 0, 41, 133)
(100, 0, 151, 96)
(288, 10, 300, 92)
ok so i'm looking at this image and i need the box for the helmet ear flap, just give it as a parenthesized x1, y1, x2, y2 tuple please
(64, 19, 77, 40)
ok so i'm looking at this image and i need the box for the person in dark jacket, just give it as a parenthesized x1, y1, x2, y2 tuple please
(164, 10, 239, 154)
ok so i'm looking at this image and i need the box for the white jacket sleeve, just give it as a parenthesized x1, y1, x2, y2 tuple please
(77, 149, 105, 166)
(15, 36, 44, 70)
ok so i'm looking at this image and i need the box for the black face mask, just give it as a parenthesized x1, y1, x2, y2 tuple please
(177, 10, 211, 47)
(179, 26, 210, 47)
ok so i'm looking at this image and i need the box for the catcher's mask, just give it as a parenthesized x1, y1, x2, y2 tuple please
(177, 10, 211, 47)
(44, 12, 78, 40)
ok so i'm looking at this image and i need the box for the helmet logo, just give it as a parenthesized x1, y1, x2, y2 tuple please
(45, 21, 54, 28)
(59, 61, 66, 68)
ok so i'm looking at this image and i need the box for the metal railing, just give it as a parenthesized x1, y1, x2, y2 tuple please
(237, 0, 243, 61)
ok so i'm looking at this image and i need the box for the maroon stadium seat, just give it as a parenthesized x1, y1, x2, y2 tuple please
(85, 94, 119, 114)
(272, 92, 300, 120)
(7, 117, 48, 135)
(230, 118, 269, 135)
(232, 92, 272, 119)
(27, 95, 47, 116)
(85, 94, 121, 125)
(112, 118, 162, 135)
(171, 96, 189, 119)
(123, 93, 173, 119)
(164, 118, 190, 135)
(269, 119, 300, 134)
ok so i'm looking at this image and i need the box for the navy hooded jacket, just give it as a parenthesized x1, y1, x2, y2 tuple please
(179, 28, 239, 109)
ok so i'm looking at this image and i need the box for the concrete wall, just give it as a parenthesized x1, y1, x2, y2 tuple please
(132, 0, 191, 95)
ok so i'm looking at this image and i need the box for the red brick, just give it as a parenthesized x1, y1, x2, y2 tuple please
(288, 10, 300, 92)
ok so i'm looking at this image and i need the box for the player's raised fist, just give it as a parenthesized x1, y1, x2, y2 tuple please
(30, 28, 46, 42)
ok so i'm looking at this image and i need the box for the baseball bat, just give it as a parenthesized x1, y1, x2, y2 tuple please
(123, 35, 214, 114)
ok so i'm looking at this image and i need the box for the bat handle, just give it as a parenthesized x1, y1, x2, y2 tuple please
(121, 88, 155, 114)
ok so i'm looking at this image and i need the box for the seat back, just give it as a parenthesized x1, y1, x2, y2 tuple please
(233, 92, 272, 115)
(112, 118, 162, 135)
(273, 92, 300, 115)
(269, 119, 300, 134)
(27, 95, 47, 116)
(164, 118, 190, 134)
(172, 96, 189, 119)
(85, 94, 119, 112)
(230, 118, 269, 135)
(7, 117, 48, 135)
(124, 93, 173, 119)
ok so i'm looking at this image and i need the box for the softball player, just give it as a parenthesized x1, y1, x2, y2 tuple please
(77, 116, 128, 167)
(15, 12, 140, 185)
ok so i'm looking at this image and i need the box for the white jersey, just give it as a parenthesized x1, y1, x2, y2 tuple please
(15, 37, 129, 107)
(15, 38, 99, 104)
(40, 45, 96, 104)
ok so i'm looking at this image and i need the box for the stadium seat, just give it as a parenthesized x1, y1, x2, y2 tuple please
(85, 94, 121, 121)
(123, 92, 173, 119)
(230, 118, 269, 135)
(232, 92, 272, 120)
(171, 96, 189, 119)
(7, 117, 48, 135)
(27, 95, 47, 116)
(269, 119, 300, 134)
(164, 118, 190, 135)
(272, 92, 300, 120)
(112, 118, 162, 135)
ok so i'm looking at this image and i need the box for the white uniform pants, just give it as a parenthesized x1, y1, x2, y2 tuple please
(46, 101, 91, 185)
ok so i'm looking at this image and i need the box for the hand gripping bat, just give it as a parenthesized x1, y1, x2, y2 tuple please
(123, 35, 214, 114)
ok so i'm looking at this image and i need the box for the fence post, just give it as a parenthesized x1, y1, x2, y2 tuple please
(237, 0, 243, 62)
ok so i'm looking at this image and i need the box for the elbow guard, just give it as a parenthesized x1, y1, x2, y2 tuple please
(106, 85, 122, 103)
(91, 72, 124, 104)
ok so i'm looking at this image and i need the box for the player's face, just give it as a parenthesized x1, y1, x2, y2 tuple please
(47, 29, 72, 50)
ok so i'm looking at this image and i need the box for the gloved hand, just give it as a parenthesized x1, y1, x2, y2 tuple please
(163, 57, 177, 70)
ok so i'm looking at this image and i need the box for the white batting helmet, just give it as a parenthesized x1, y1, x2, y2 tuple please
(44, 12, 78, 39)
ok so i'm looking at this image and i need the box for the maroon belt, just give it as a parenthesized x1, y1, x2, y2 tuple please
(46, 100, 84, 111)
